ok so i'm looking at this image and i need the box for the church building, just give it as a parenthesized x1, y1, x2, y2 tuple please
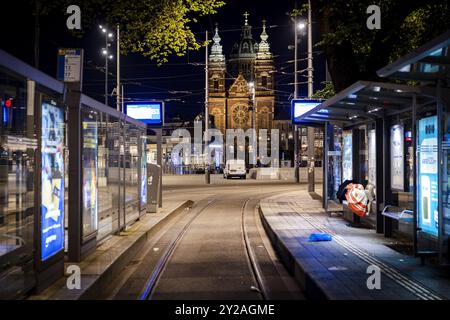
(208, 13, 275, 137)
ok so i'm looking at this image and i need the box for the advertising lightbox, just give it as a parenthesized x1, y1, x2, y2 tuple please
(292, 100, 322, 124)
(342, 131, 353, 181)
(140, 137, 148, 208)
(417, 116, 439, 237)
(390, 125, 404, 191)
(41, 102, 65, 261)
(368, 129, 376, 186)
(125, 101, 163, 126)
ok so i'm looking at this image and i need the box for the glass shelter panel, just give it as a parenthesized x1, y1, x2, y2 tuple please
(124, 123, 140, 225)
(81, 107, 98, 240)
(0, 68, 36, 298)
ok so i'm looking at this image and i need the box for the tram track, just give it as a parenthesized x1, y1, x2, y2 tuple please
(101, 184, 304, 300)
(140, 199, 218, 300)
(141, 197, 269, 300)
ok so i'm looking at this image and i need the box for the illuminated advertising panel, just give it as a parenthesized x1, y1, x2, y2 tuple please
(292, 100, 322, 124)
(368, 129, 376, 186)
(41, 102, 65, 261)
(390, 125, 404, 191)
(417, 116, 439, 237)
(125, 101, 163, 126)
(342, 131, 353, 181)
(140, 137, 148, 208)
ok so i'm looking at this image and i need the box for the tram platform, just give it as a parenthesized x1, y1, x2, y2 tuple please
(259, 190, 450, 300)
(28, 200, 192, 300)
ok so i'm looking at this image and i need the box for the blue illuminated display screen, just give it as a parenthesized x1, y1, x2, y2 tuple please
(417, 116, 439, 237)
(292, 100, 322, 124)
(125, 102, 163, 125)
(41, 102, 65, 261)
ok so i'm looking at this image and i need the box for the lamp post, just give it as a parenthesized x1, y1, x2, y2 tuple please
(293, 18, 306, 183)
(306, 0, 316, 193)
(99, 25, 114, 107)
(205, 30, 210, 184)
(248, 81, 256, 167)
(116, 24, 121, 112)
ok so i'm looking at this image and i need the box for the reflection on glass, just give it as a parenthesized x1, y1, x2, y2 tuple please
(327, 125, 342, 201)
(125, 124, 140, 224)
(82, 109, 98, 239)
(388, 116, 413, 210)
(0, 69, 36, 298)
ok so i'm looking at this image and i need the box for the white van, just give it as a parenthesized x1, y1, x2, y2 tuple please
(223, 159, 246, 179)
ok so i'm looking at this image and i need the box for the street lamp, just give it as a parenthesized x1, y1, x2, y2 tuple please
(290, 13, 309, 184)
(99, 24, 114, 107)
(248, 81, 256, 167)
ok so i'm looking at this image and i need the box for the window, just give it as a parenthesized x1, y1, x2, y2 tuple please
(261, 76, 268, 89)
(213, 79, 219, 92)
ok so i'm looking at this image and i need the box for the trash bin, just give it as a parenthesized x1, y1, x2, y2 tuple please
(147, 163, 161, 213)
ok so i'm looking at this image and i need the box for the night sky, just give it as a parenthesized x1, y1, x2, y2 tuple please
(1, 0, 325, 121)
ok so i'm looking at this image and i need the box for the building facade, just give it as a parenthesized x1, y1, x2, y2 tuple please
(208, 15, 275, 138)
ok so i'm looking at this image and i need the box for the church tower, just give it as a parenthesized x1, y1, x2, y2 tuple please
(254, 20, 275, 131)
(207, 14, 276, 142)
(208, 25, 227, 134)
(229, 12, 258, 82)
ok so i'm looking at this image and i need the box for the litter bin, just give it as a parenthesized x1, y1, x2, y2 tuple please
(147, 163, 161, 213)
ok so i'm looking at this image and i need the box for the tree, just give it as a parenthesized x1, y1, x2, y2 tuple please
(29, 0, 225, 66)
(301, 0, 450, 92)
(108, 0, 225, 63)
(312, 81, 335, 100)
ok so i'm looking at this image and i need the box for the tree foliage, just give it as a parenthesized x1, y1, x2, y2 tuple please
(108, 0, 225, 63)
(311, 81, 335, 100)
(29, 0, 225, 63)
(304, 0, 450, 92)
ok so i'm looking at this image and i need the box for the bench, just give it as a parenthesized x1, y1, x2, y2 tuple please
(381, 205, 414, 237)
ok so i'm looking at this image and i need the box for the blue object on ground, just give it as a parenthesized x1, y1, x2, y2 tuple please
(309, 233, 332, 242)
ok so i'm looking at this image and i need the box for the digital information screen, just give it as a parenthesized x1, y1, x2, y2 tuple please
(292, 100, 322, 124)
(125, 102, 163, 126)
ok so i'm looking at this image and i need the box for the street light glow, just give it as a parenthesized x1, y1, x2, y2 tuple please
(108, 33, 114, 38)
(248, 81, 254, 88)
(298, 22, 306, 30)
(102, 49, 107, 55)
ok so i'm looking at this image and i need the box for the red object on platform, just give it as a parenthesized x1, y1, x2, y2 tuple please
(345, 184, 368, 218)
(5, 99, 12, 108)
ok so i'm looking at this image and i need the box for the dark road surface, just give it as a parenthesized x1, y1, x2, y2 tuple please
(100, 179, 305, 300)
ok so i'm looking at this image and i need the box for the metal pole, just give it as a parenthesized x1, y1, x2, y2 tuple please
(116, 24, 120, 112)
(307, 0, 313, 98)
(205, 30, 210, 184)
(105, 33, 108, 106)
(121, 85, 124, 113)
(323, 122, 329, 211)
(252, 85, 257, 166)
(294, 17, 300, 183)
(307, 0, 315, 192)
